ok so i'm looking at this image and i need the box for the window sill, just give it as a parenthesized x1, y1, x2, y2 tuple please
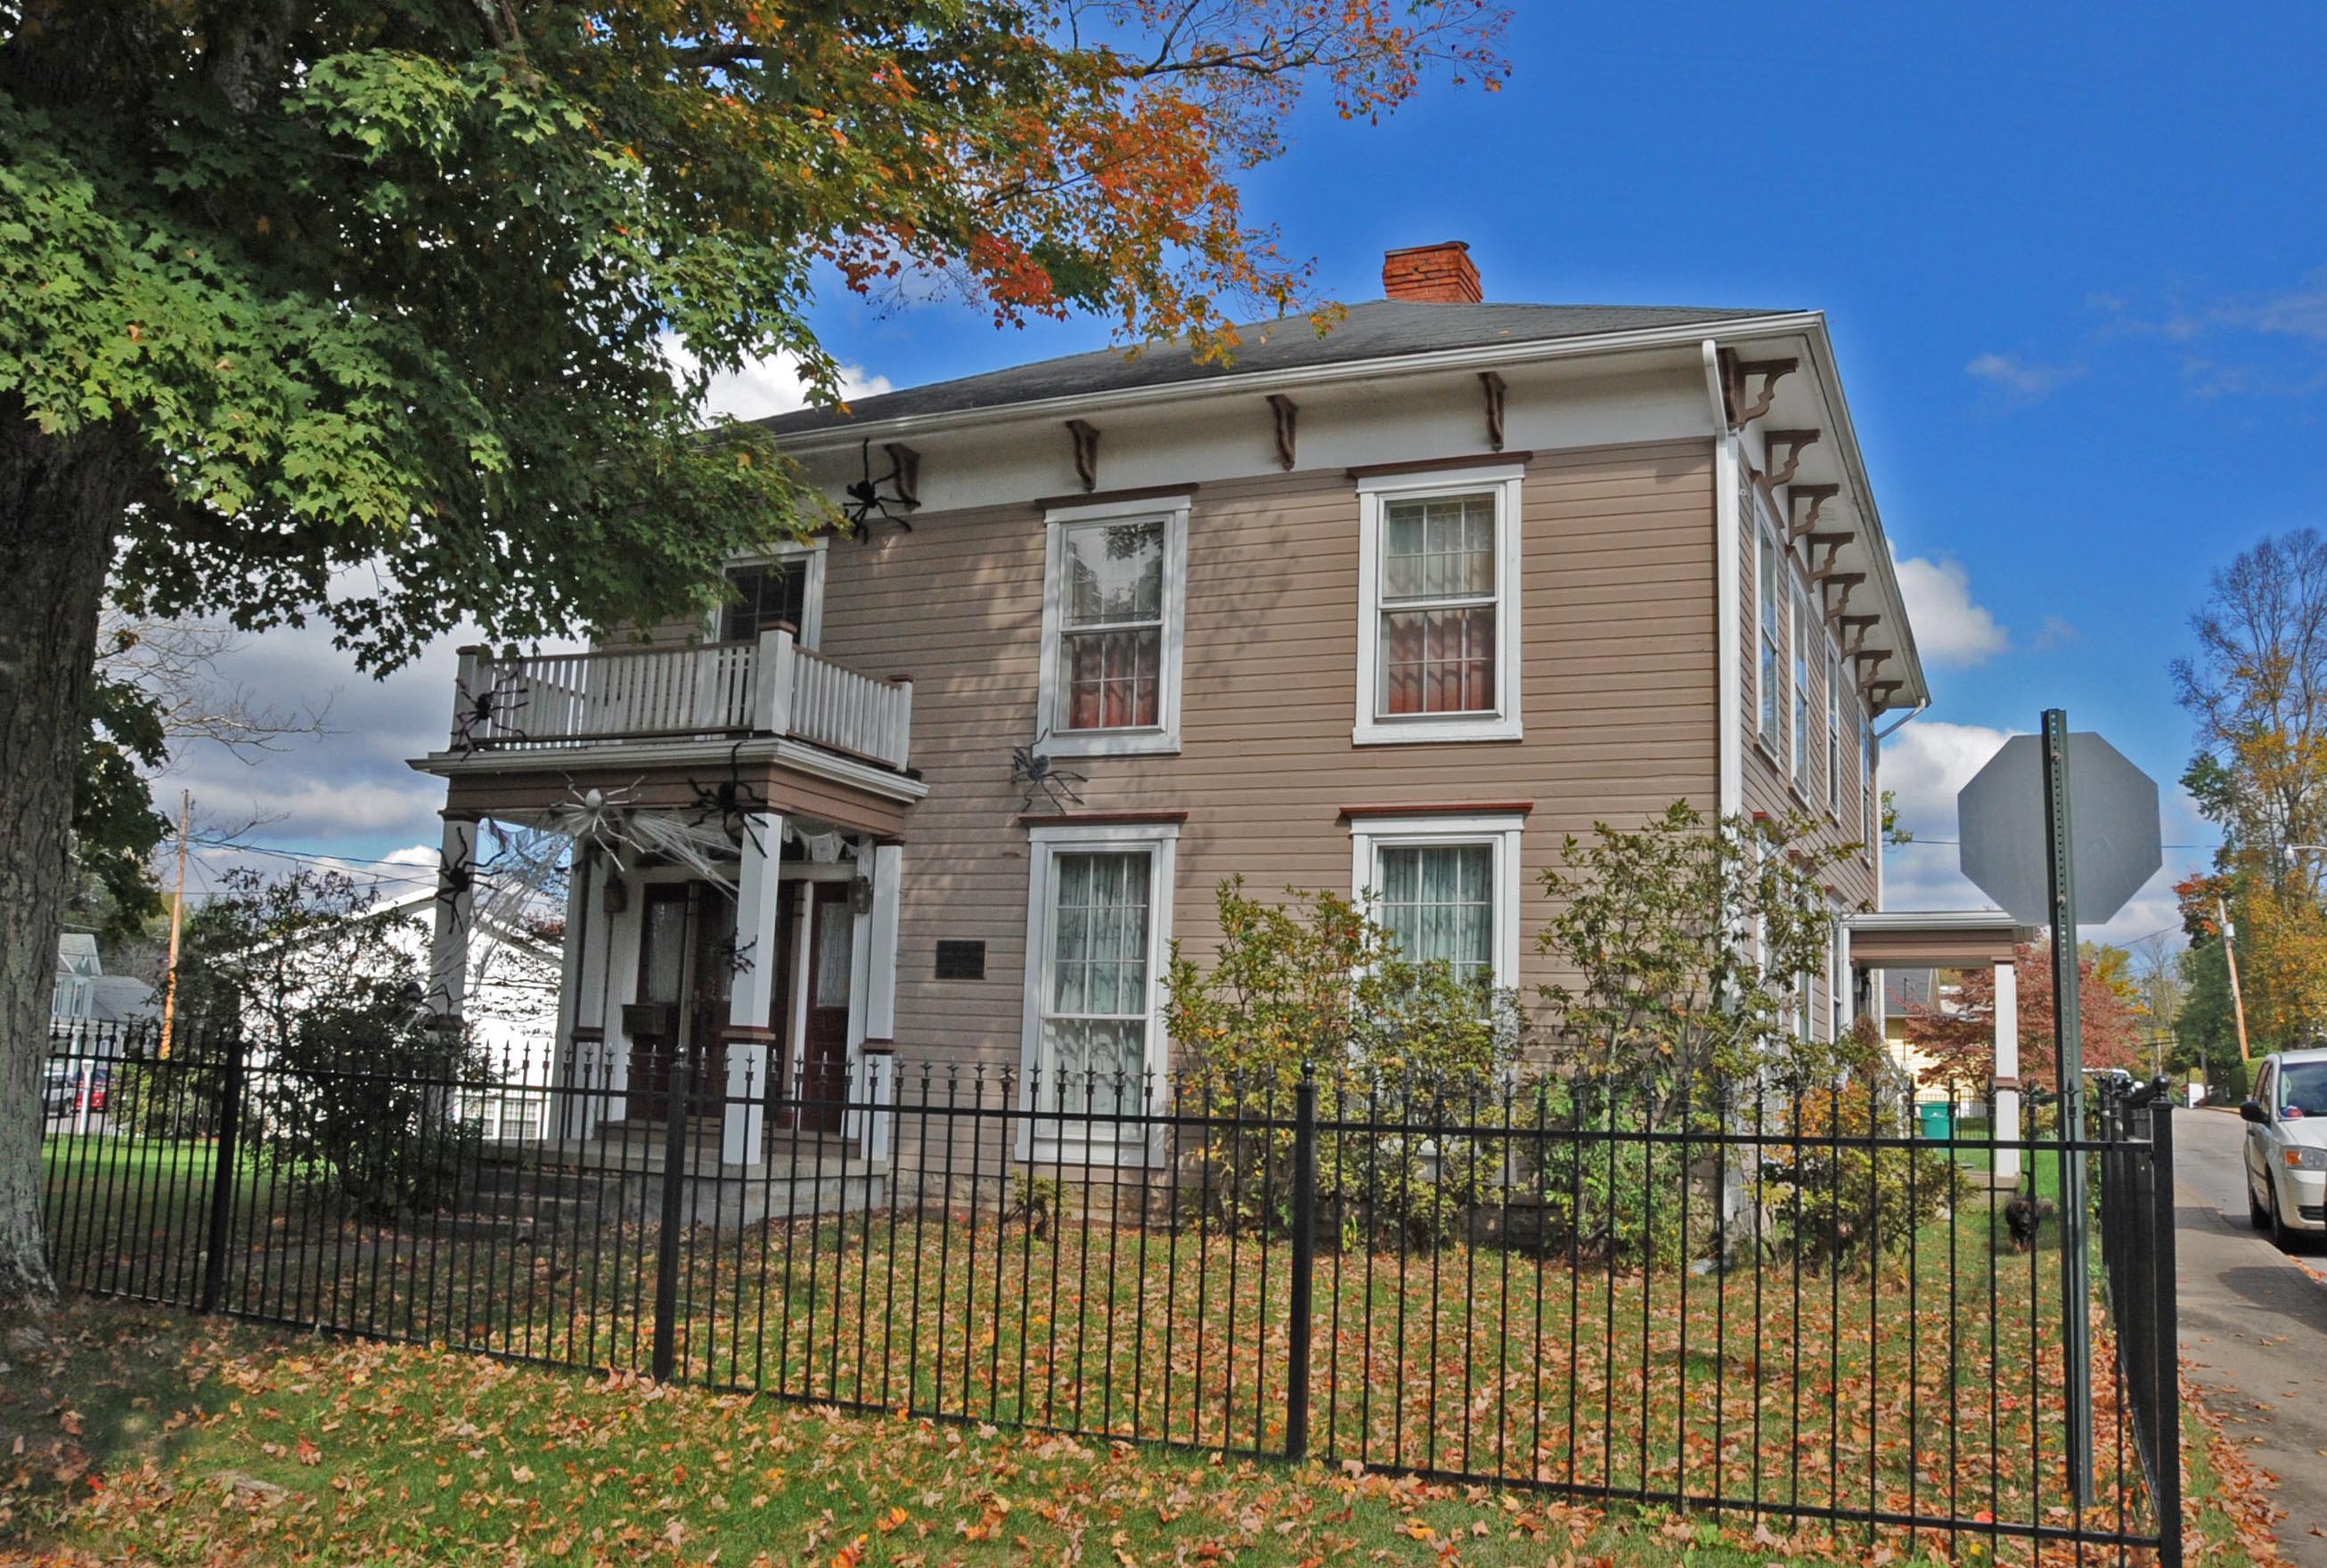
(1353, 715, 1523, 747)
(1039, 730, 1180, 759)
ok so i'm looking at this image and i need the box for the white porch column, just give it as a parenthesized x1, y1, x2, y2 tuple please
(1992, 958, 2022, 1182)
(550, 846, 590, 1140)
(429, 817, 476, 1023)
(865, 844, 903, 1045)
(723, 810, 784, 1166)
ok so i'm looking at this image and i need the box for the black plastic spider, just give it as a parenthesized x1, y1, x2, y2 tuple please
(450, 673, 529, 756)
(433, 854, 477, 918)
(1010, 739, 1088, 814)
(685, 740, 772, 851)
(720, 935, 759, 977)
(843, 439, 920, 543)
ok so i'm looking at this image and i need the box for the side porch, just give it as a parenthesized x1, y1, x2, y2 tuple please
(411, 641, 926, 1190)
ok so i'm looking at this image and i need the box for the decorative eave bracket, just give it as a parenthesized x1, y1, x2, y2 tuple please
(1480, 371, 1507, 452)
(1719, 349, 1800, 430)
(1266, 395, 1298, 471)
(1801, 530, 1854, 576)
(1836, 613, 1880, 654)
(1787, 483, 1841, 542)
(1762, 429, 1822, 489)
(1065, 419, 1101, 492)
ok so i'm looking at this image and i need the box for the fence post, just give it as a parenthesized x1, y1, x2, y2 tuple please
(1285, 1072, 1317, 1463)
(198, 1029, 248, 1315)
(2150, 1100, 2183, 1568)
(652, 1053, 690, 1383)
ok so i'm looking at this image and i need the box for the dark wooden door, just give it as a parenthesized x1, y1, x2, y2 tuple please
(800, 880, 853, 1132)
(626, 883, 732, 1121)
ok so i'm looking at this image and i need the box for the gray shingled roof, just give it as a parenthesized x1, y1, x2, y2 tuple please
(756, 299, 1781, 437)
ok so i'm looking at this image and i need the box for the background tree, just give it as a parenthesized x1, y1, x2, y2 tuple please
(0, 0, 1507, 1306)
(2170, 940, 2246, 1100)
(1901, 939, 2144, 1092)
(2170, 530, 2327, 1055)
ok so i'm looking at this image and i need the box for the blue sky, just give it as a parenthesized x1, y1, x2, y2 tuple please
(181, 2, 2327, 943)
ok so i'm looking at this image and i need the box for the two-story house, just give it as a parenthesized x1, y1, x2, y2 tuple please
(412, 241, 1947, 1175)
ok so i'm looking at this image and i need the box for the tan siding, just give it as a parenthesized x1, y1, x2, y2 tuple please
(813, 440, 1721, 1072)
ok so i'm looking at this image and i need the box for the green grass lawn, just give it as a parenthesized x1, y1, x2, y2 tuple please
(44, 1134, 2167, 1560)
(0, 1297, 2284, 1568)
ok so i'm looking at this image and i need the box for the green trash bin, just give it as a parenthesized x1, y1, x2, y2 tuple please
(1917, 1100, 1953, 1140)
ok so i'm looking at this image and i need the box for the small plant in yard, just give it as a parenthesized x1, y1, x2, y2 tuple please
(1164, 878, 1526, 1248)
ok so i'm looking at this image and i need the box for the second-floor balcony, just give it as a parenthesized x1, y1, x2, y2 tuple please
(449, 631, 912, 772)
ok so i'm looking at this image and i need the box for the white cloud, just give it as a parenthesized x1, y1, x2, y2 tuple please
(1880, 722, 2209, 946)
(662, 339, 892, 423)
(1965, 351, 2080, 398)
(1893, 556, 2010, 667)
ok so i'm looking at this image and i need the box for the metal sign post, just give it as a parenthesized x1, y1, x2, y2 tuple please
(2041, 709, 2094, 1504)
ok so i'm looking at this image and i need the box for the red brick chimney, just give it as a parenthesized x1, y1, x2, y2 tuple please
(1382, 241, 1482, 304)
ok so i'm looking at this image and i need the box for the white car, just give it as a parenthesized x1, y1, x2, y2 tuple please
(2243, 1048, 2327, 1246)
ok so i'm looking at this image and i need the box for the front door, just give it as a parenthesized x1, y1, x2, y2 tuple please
(799, 880, 854, 1132)
(626, 882, 732, 1121)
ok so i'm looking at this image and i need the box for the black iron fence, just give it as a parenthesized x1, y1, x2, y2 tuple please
(40, 1019, 2181, 1564)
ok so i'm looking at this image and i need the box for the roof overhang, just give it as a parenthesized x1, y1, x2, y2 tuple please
(1845, 911, 2035, 970)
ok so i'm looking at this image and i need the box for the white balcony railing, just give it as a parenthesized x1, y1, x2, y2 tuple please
(450, 630, 911, 772)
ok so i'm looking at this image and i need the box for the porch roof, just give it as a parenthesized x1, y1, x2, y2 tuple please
(1844, 910, 2035, 970)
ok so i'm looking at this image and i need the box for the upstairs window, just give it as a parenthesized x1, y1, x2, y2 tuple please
(720, 551, 822, 648)
(1355, 467, 1524, 745)
(1826, 641, 1845, 812)
(1038, 496, 1189, 756)
(1792, 578, 1815, 786)
(1755, 510, 1783, 755)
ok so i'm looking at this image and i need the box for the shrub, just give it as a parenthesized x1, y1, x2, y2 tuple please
(1165, 879, 1527, 1249)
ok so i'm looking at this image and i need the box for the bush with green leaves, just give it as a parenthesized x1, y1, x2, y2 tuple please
(177, 867, 486, 1221)
(1164, 879, 1527, 1249)
(1754, 1019, 1966, 1270)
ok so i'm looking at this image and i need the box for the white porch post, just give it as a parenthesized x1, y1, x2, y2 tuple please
(429, 817, 476, 1023)
(550, 846, 589, 1140)
(723, 810, 784, 1166)
(860, 843, 903, 1162)
(1992, 958, 2022, 1182)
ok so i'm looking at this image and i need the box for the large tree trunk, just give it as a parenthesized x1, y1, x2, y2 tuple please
(0, 401, 130, 1311)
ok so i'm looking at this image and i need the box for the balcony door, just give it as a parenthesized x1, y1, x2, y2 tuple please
(627, 881, 732, 1122)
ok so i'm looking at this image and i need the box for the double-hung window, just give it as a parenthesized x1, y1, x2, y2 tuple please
(720, 546, 825, 648)
(1826, 641, 1845, 812)
(1355, 466, 1524, 745)
(1755, 510, 1784, 755)
(1861, 715, 1877, 846)
(1020, 821, 1178, 1160)
(1347, 811, 1525, 990)
(1792, 579, 1815, 787)
(1037, 496, 1189, 755)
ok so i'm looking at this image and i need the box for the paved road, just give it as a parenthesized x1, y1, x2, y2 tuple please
(2171, 1106, 2327, 1560)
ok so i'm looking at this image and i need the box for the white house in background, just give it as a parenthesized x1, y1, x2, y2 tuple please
(231, 887, 563, 1142)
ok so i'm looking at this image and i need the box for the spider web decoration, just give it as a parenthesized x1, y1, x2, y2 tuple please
(1011, 739, 1088, 814)
(842, 438, 920, 543)
(449, 670, 529, 756)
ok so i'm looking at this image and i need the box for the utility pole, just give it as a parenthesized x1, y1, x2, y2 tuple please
(2217, 895, 2251, 1063)
(159, 790, 192, 1060)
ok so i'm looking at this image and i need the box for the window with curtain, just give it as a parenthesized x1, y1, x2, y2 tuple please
(1757, 519, 1783, 753)
(1792, 580, 1814, 784)
(1057, 520, 1165, 732)
(1038, 851, 1153, 1115)
(1375, 843, 1495, 985)
(1379, 493, 1498, 717)
(720, 559, 808, 644)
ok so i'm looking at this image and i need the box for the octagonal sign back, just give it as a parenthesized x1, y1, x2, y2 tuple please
(1955, 731, 2162, 927)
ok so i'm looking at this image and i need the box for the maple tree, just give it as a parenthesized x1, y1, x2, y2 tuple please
(1903, 939, 2144, 1092)
(0, 0, 1507, 1307)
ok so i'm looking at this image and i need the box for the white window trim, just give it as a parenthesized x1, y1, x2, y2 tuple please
(1017, 820, 1180, 1164)
(1353, 466, 1526, 746)
(1034, 494, 1190, 757)
(714, 540, 828, 650)
(1346, 811, 1525, 989)
(1825, 638, 1845, 813)
(1792, 576, 1815, 788)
